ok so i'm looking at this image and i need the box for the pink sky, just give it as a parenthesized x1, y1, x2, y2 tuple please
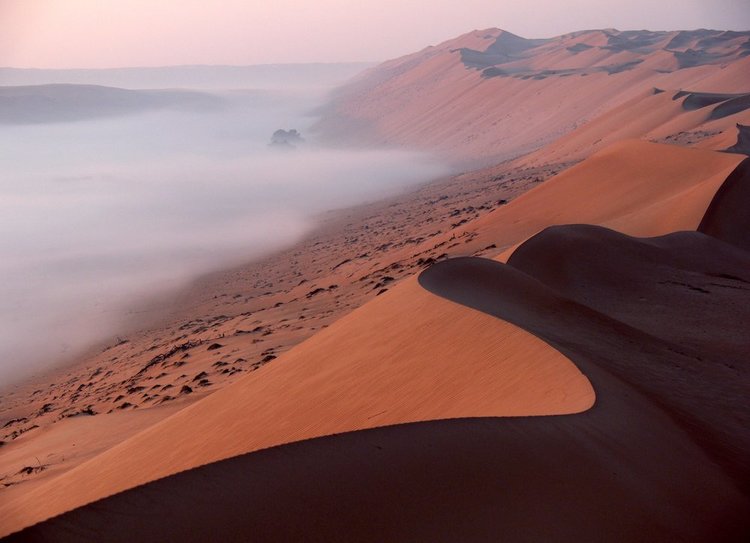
(1, 0, 748, 68)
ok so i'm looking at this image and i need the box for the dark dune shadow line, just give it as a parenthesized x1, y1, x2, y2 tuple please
(672, 90, 750, 113)
(420, 242, 750, 485)
(725, 125, 750, 156)
(4, 400, 747, 542)
(6, 162, 750, 542)
(698, 157, 750, 252)
(418, 156, 750, 488)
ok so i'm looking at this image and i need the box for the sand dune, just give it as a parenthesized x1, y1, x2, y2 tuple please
(517, 89, 750, 167)
(1, 139, 744, 537)
(0, 150, 563, 513)
(0, 275, 594, 534)
(503, 226, 750, 477)
(9, 157, 750, 541)
(314, 29, 750, 165)
(404, 140, 743, 264)
(0, 403, 185, 506)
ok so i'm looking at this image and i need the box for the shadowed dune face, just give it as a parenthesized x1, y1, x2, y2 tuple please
(725, 124, 750, 154)
(420, 234, 750, 484)
(507, 225, 750, 362)
(673, 90, 750, 120)
(698, 157, 750, 252)
(675, 90, 748, 110)
(5, 413, 746, 543)
(420, 156, 750, 480)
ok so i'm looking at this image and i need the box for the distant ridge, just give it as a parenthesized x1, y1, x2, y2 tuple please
(0, 84, 225, 124)
(0, 63, 372, 90)
(458, 28, 750, 74)
(315, 28, 750, 166)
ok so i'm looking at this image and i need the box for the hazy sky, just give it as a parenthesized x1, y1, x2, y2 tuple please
(1, 0, 749, 68)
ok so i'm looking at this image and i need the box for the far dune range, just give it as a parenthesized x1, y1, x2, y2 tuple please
(2, 139, 749, 539)
(314, 28, 750, 166)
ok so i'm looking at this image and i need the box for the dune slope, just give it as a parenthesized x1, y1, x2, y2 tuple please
(314, 29, 750, 165)
(0, 275, 594, 535)
(517, 89, 750, 167)
(407, 140, 743, 262)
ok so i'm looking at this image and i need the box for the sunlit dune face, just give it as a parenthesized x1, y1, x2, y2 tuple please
(0, 275, 595, 535)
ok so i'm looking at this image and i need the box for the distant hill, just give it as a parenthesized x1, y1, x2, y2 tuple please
(0, 84, 227, 124)
(314, 28, 750, 166)
(0, 63, 372, 90)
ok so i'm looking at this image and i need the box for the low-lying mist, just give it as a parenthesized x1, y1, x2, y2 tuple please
(0, 81, 447, 384)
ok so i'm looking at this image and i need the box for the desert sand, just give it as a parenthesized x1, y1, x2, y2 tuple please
(5, 147, 750, 543)
(1, 25, 749, 542)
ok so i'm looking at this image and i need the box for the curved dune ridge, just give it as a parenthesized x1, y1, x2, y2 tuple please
(0, 141, 744, 538)
(516, 88, 750, 167)
(6, 154, 750, 542)
(487, 140, 743, 238)
(0, 274, 594, 535)
(411, 140, 744, 263)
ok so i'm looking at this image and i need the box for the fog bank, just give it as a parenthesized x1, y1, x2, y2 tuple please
(0, 76, 447, 384)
